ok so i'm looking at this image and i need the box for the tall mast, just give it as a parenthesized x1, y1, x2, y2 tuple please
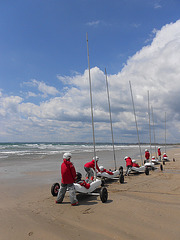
(148, 91, 152, 156)
(151, 106, 157, 158)
(165, 112, 167, 153)
(105, 68, 117, 170)
(129, 81, 143, 165)
(86, 33, 97, 178)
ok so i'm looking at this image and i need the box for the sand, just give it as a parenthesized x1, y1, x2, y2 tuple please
(0, 147, 180, 240)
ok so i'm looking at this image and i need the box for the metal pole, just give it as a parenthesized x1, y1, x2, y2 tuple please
(129, 81, 143, 165)
(148, 91, 152, 157)
(86, 33, 97, 178)
(105, 68, 117, 170)
(151, 106, 157, 158)
(165, 112, 166, 153)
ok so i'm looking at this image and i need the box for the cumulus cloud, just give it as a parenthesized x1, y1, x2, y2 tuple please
(24, 79, 59, 97)
(1, 20, 180, 143)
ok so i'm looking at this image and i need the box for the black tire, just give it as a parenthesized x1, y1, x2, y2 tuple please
(51, 182, 60, 196)
(119, 166, 123, 175)
(160, 164, 163, 171)
(145, 167, 149, 175)
(119, 173, 124, 184)
(100, 187, 108, 203)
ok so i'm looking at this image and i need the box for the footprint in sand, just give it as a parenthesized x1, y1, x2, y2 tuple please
(82, 208, 92, 214)
(28, 231, 33, 236)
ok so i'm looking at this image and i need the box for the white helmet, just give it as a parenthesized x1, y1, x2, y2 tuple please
(152, 156, 155, 159)
(132, 159, 136, 163)
(93, 156, 99, 161)
(63, 152, 72, 160)
(124, 156, 128, 160)
(99, 166, 104, 171)
(145, 149, 148, 152)
(158, 147, 161, 149)
(164, 153, 166, 155)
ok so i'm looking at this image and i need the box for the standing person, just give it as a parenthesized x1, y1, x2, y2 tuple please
(158, 147, 161, 161)
(124, 156, 133, 176)
(84, 156, 100, 181)
(145, 149, 150, 163)
(56, 152, 78, 206)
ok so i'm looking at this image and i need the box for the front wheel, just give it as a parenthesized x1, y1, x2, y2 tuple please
(100, 187, 108, 203)
(51, 182, 60, 196)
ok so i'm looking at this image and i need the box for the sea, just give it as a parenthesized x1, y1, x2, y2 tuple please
(0, 142, 175, 185)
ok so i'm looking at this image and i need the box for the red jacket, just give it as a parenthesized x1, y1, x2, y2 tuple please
(132, 163, 140, 168)
(84, 159, 100, 172)
(163, 153, 167, 158)
(101, 169, 113, 175)
(125, 157, 133, 167)
(145, 151, 150, 160)
(61, 159, 77, 184)
(158, 149, 161, 156)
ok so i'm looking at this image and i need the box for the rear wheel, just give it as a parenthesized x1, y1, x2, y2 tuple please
(119, 166, 123, 175)
(100, 187, 108, 203)
(119, 173, 124, 184)
(51, 182, 60, 196)
(145, 167, 149, 175)
(160, 164, 163, 171)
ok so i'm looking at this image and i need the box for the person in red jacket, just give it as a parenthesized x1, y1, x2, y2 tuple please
(56, 152, 78, 206)
(99, 165, 114, 175)
(158, 147, 161, 161)
(145, 149, 150, 163)
(132, 159, 140, 168)
(84, 156, 101, 181)
(124, 156, 133, 176)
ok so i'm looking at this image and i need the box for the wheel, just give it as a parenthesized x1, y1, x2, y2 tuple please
(51, 182, 60, 196)
(145, 167, 149, 175)
(160, 164, 163, 171)
(119, 173, 124, 184)
(119, 166, 123, 175)
(100, 187, 108, 203)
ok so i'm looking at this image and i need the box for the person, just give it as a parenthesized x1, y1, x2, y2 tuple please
(145, 149, 150, 163)
(56, 152, 78, 206)
(84, 156, 100, 181)
(99, 165, 113, 175)
(124, 156, 133, 176)
(158, 147, 161, 161)
(132, 159, 140, 168)
(75, 172, 90, 189)
(163, 152, 168, 160)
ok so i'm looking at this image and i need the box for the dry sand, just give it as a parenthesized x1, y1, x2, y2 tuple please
(0, 147, 180, 240)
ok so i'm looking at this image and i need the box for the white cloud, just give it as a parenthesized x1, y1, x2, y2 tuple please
(86, 20, 100, 27)
(1, 20, 180, 143)
(24, 79, 59, 97)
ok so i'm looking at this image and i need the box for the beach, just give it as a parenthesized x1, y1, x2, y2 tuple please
(0, 146, 180, 240)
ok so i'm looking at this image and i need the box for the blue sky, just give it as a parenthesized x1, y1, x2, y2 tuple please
(1, 0, 180, 143)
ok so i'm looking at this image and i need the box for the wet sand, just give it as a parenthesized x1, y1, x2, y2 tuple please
(0, 147, 180, 240)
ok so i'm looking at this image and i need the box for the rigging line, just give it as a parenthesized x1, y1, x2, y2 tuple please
(105, 68, 117, 170)
(86, 33, 97, 178)
(129, 81, 143, 165)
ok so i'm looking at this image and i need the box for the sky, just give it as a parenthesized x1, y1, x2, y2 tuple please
(1, 0, 180, 143)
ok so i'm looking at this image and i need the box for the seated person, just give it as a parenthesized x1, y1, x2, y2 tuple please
(163, 153, 168, 160)
(132, 159, 140, 168)
(99, 165, 114, 175)
(75, 172, 90, 189)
